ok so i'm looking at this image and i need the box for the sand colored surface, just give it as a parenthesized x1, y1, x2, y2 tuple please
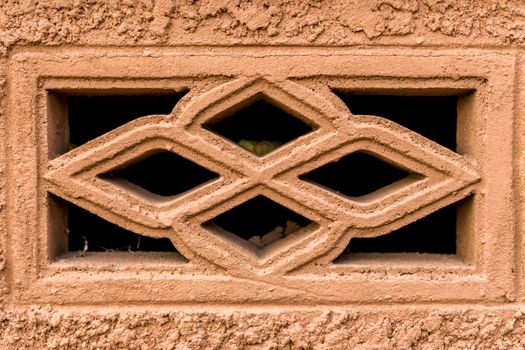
(1, 1, 525, 349)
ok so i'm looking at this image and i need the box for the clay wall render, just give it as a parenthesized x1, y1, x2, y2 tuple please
(2, 1, 525, 349)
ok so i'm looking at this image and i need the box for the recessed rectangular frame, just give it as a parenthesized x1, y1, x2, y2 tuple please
(6, 49, 516, 304)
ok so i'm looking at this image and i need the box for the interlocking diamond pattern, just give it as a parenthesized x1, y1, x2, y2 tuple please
(45, 76, 480, 277)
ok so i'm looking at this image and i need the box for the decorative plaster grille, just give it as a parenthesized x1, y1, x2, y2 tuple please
(8, 51, 514, 304)
(45, 76, 478, 274)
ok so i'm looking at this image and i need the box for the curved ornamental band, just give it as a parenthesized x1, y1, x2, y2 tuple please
(45, 76, 479, 277)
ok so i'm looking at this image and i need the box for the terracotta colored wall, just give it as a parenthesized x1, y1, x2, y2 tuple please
(1, 1, 525, 348)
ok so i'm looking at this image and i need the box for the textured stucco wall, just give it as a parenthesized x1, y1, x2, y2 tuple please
(1, 307, 525, 349)
(2, 1, 525, 349)
(2, 0, 525, 52)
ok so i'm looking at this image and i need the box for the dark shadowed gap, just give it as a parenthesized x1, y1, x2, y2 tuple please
(299, 152, 412, 198)
(68, 92, 188, 146)
(203, 99, 314, 156)
(101, 151, 219, 197)
(204, 195, 313, 249)
(63, 199, 178, 253)
(333, 92, 457, 151)
(335, 200, 466, 261)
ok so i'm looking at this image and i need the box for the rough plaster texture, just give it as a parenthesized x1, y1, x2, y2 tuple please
(1, 1, 525, 349)
(3, 0, 525, 52)
(2, 307, 525, 349)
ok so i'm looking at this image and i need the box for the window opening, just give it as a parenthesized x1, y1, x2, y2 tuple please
(335, 200, 466, 261)
(64, 199, 177, 253)
(203, 98, 314, 157)
(67, 93, 188, 147)
(204, 195, 315, 250)
(300, 152, 414, 198)
(101, 150, 219, 197)
(333, 92, 458, 151)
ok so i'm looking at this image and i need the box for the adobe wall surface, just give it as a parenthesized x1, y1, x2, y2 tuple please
(2, 1, 525, 349)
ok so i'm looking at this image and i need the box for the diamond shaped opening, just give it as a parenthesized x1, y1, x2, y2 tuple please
(334, 199, 468, 262)
(203, 97, 315, 156)
(49, 196, 179, 253)
(333, 92, 458, 151)
(101, 150, 219, 197)
(299, 152, 414, 198)
(203, 195, 315, 250)
(47, 91, 188, 158)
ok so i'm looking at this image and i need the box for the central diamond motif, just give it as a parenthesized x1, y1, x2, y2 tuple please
(203, 97, 314, 157)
